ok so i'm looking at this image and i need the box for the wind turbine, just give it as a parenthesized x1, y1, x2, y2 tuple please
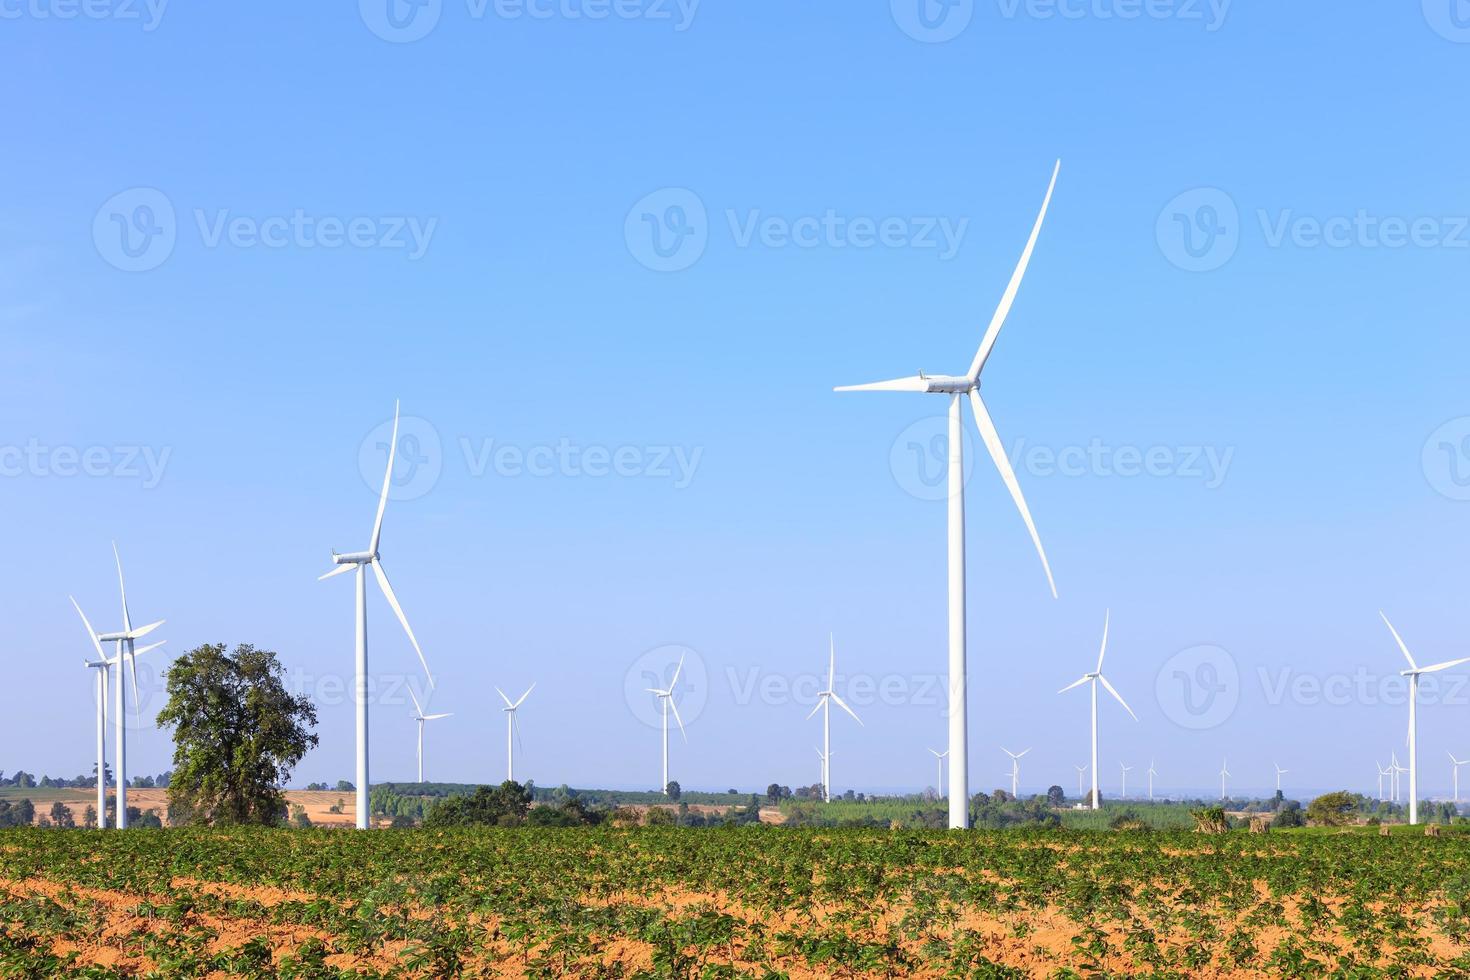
(1219, 758, 1231, 801)
(496, 684, 534, 782)
(1119, 762, 1132, 800)
(1059, 611, 1136, 810)
(836, 161, 1062, 829)
(1451, 753, 1469, 804)
(1391, 752, 1405, 803)
(1376, 761, 1389, 802)
(1273, 762, 1288, 794)
(1381, 612, 1470, 825)
(1002, 747, 1030, 798)
(1147, 760, 1157, 801)
(71, 546, 165, 830)
(806, 635, 863, 803)
(646, 653, 687, 794)
(407, 687, 451, 784)
(928, 748, 948, 796)
(320, 402, 436, 829)
(1074, 764, 1087, 800)
(816, 747, 829, 791)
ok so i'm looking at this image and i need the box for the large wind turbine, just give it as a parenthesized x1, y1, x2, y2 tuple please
(1001, 747, 1029, 798)
(836, 162, 1062, 829)
(1451, 753, 1470, 804)
(407, 687, 451, 784)
(320, 402, 436, 829)
(1219, 758, 1231, 801)
(646, 653, 687, 794)
(806, 636, 863, 803)
(1059, 611, 1136, 810)
(71, 546, 165, 830)
(1381, 612, 1470, 825)
(496, 684, 535, 782)
(929, 748, 948, 796)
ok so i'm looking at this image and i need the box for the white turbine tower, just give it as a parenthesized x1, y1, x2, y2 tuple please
(806, 635, 863, 803)
(1059, 611, 1136, 810)
(646, 653, 687, 794)
(1273, 762, 1288, 794)
(1074, 764, 1087, 800)
(1119, 762, 1132, 800)
(928, 748, 948, 796)
(1219, 758, 1231, 801)
(836, 162, 1062, 829)
(1381, 612, 1470, 825)
(320, 402, 436, 830)
(1147, 760, 1157, 801)
(71, 546, 165, 830)
(407, 687, 451, 784)
(496, 684, 535, 782)
(1391, 752, 1405, 803)
(1002, 747, 1030, 798)
(816, 747, 829, 791)
(1451, 753, 1469, 804)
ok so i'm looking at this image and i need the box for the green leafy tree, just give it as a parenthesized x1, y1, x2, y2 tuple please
(48, 802, 75, 828)
(1305, 791, 1356, 826)
(424, 781, 534, 827)
(155, 643, 318, 826)
(665, 780, 681, 801)
(1047, 785, 1066, 807)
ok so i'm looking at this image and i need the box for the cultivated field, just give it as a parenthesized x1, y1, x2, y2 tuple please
(5, 826, 1470, 977)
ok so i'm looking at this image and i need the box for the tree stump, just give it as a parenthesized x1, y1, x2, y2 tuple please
(1249, 816, 1270, 834)
(1426, 824, 1442, 837)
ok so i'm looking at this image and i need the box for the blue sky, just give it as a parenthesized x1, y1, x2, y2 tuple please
(3, 1, 1470, 800)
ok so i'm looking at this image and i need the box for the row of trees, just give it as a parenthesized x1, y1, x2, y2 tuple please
(0, 768, 171, 790)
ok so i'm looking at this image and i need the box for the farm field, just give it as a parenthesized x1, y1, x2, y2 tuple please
(6, 827, 1470, 978)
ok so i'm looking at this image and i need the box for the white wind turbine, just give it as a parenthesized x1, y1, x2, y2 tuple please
(1375, 761, 1389, 802)
(806, 635, 863, 803)
(1451, 753, 1470, 804)
(1391, 752, 1405, 803)
(407, 687, 451, 784)
(836, 162, 1062, 829)
(320, 402, 436, 830)
(1381, 612, 1470, 825)
(1219, 758, 1231, 801)
(928, 748, 948, 796)
(496, 684, 535, 782)
(1074, 764, 1087, 800)
(816, 747, 829, 791)
(1002, 747, 1030, 798)
(1146, 759, 1157, 801)
(1059, 611, 1136, 810)
(71, 545, 165, 830)
(1273, 762, 1288, 794)
(1119, 762, 1132, 800)
(646, 653, 687, 794)
(70, 597, 163, 830)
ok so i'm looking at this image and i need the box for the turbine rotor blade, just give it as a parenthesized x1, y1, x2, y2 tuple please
(669, 697, 687, 741)
(318, 563, 355, 582)
(1380, 612, 1418, 671)
(131, 641, 166, 657)
(424, 713, 452, 721)
(127, 620, 164, 640)
(408, 685, 424, 718)
(369, 401, 400, 555)
(1058, 675, 1090, 695)
(833, 375, 929, 393)
(513, 683, 536, 709)
(70, 597, 108, 661)
(1419, 657, 1470, 674)
(967, 159, 1061, 381)
(371, 559, 433, 688)
(1096, 609, 1110, 673)
(806, 696, 826, 721)
(969, 389, 1057, 598)
(829, 692, 864, 726)
(669, 653, 685, 690)
(113, 541, 132, 632)
(495, 686, 514, 708)
(1098, 674, 1138, 721)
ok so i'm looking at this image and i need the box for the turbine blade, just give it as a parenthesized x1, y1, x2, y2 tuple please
(969, 388, 1057, 598)
(128, 648, 140, 708)
(806, 697, 826, 721)
(318, 563, 355, 581)
(1058, 675, 1090, 695)
(828, 634, 836, 691)
(833, 375, 929, 393)
(408, 685, 424, 717)
(669, 697, 687, 741)
(127, 620, 164, 640)
(669, 653, 685, 689)
(369, 401, 400, 555)
(830, 692, 864, 726)
(70, 597, 108, 661)
(425, 713, 452, 721)
(1419, 657, 1470, 674)
(1017, 748, 1031, 758)
(371, 559, 433, 688)
(1380, 612, 1418, 671)
(1095, 609, 1110, 673)
(513, 683, 536, 709)
(113, 541, 132, 632)
(967, 159, 1061, 381)
(131, 641, 166, 657)
(1098, 674, 1138, 721)
(495, 686, 514, 708)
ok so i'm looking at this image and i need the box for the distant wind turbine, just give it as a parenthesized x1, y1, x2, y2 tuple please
(1451, 752, 1469, 804)
(319, 402, 436, 829)
(928, 748, 948, 796)
(1059, 611, 1137, 810)
(1219, 758, 1231, 801)
(1147, 760, 1157, 801)
(1391, 752, 1406, 803)
(806, 635, 862, 802)
(1273, 762, 1288, 794)
(1376, 761, 1389, 802)
(1074, 764, 1087, 800)
(1119, 761, 1132, 800)
(836, 161, 1063, 829)
(1002, 747, 1030, 798)
(407, 687, 451, 784)
(1380, 612, 1470, 825)
(646, 653, 687, 794)
(496, 684, 534, 782)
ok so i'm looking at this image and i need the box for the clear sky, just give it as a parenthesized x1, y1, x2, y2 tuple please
(3, 2, 1469, 801)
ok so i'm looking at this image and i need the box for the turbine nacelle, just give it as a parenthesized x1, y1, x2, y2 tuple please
(333, 551, 377, 565)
